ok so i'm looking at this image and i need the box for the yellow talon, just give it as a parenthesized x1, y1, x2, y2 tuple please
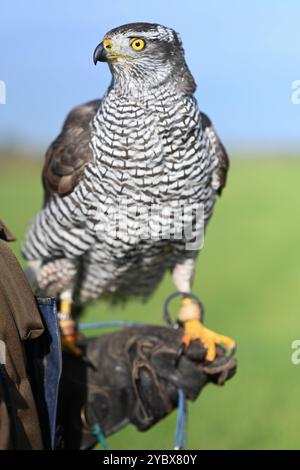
(58, 297, 83, 356)
(182, 319, 235, 361)
(61, 333, 82, 356)
(178, 297, 235, 361)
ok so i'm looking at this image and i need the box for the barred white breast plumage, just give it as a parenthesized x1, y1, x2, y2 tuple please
(23, 22, 229, 308)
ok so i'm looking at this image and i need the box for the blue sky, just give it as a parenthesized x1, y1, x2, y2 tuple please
(0, 0, 299, 150)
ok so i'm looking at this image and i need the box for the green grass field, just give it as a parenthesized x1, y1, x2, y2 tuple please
(1, 154, 300, 449)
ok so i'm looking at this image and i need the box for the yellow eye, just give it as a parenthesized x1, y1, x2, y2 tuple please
(103, 38, 112, 50)
(131, 38, 145, 51)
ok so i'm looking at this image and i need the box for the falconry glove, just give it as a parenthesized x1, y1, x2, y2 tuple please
(57, 325, 236, 449)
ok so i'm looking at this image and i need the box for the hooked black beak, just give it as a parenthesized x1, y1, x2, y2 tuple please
(93, 42, 107, 64)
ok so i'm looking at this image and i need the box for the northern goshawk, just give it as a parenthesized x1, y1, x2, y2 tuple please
(23, 22, 235, 359)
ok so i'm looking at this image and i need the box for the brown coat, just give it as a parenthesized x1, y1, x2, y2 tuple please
(0, 220, 44, 449)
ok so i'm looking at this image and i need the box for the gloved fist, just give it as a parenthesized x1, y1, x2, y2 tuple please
(56, 325, 236, 449)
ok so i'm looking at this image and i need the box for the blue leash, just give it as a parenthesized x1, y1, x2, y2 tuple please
(79, 320, 146, 330)
(91, 423, 111, 450)
(174, 389, 188, 450)
(80, 320, 188, 450)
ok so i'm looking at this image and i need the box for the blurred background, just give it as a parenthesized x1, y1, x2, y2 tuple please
(1, 0, 300, 450)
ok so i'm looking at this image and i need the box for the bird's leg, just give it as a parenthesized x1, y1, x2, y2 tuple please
(58, 289, 82, 356)
(172, 260, 235, 361)
(25, 260, 42, 290)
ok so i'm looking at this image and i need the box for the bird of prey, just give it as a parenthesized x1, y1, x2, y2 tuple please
(23, 22, 235, 359)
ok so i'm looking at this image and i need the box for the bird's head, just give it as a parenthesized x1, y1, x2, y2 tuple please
(93, 22, 196, 96)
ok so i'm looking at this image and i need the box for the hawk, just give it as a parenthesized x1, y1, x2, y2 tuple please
(23, 22, 235, 359)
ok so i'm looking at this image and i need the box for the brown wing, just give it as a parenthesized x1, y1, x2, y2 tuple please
(200, 112, 229, 195)
(42, 100, 101, 204)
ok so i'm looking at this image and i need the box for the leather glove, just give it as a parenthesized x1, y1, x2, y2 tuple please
(56, 325, 236, 449)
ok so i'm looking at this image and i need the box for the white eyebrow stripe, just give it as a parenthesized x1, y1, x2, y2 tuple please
(120, 27, 174, 42)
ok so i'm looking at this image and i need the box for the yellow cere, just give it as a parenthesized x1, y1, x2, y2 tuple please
(131, 38, 145, 51)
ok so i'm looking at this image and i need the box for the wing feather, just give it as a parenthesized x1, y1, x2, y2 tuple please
(42, 100, 100, 203)
(201, 112, 229, 195)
